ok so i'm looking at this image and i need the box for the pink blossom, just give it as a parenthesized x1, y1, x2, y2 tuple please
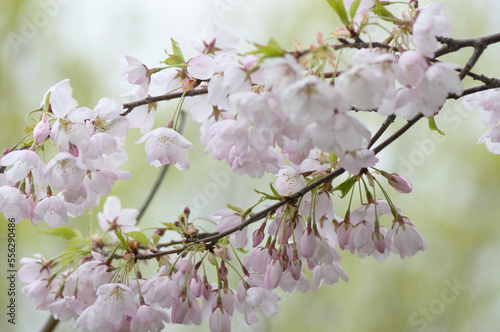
(43, 152, 87, 191)
(242, 287, 280, 325)
(389, 217, 427, 258)
(311, 262, 348, 292)
(339, 148, 379, 175)
(209, 307, 231, 332)
(136, 127, 194, 169)
(0, 150, 44, 184)
(124, 87, 157, 134)
(211, 210, 247, 249)
(48, 296, 81, 321)
(283, 76, 339, 124)
(21, 278, 53, 309)
(32, 196, 68, 228)
(120, 55, 150, 90)
(98, 196, 138, 235)
(87, 98, 129, 138)
(276, 166, 307, 196)
(417, 62, 463, 116)
(478, 125, 500, 154)
(18, 255, 50, 283)
(191, 22, 239, 55)
(129, 305, 170, 332)
(187, 54, 216, 80)
(0, 186, 32, 222)
(412, 3, 451, 57)
(142, 272, 180, 309)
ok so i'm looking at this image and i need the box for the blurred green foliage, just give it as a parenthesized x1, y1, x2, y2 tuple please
(1, 1, 500, 332)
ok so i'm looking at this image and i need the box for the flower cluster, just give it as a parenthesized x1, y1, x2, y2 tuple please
(6, 1, 500, 331)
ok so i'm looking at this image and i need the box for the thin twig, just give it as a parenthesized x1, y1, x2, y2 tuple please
(368, 114, 397, 149)
(435, 32, 500, 57)
(121, 89, 208, 115)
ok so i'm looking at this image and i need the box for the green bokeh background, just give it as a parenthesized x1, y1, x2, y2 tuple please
(1, 0, 500, 331)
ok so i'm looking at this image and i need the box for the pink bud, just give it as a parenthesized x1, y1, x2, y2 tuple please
(337, 221, 353, 250)
(171, 297, 189, 324)
(299, 229, 316, 259)
(219, 261, 228, 282)
(264, 259, 283, 289)
(252, 227, 264, 247)
(371, 230, 386, 254)
(189, 276, 203, 298)
(33, 115, 50, 144)
(290, 259, 302, 281)
(386, 173, 413, 193)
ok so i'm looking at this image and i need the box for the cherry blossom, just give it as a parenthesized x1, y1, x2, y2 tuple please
(136, 127, 194, 169)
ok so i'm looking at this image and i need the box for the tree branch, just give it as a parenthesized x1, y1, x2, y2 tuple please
(435, 32, 500, 57)
(121, 88, 208, 115)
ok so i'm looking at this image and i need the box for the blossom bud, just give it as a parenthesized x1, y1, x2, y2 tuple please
(290, 259, 302, 281)
(33, 114, 50, 144)
(252, 227, 264, 247)
(219, 261, 228, 282)
(190, 275, 203, 298)
(299, 229, 316, 259)
(382, 172, 413, 193)
(372, 230, 386, 254)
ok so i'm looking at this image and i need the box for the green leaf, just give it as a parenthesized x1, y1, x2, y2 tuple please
(371, 1, 396, 19)
(333, 176, 358, 198)
(40, 226, 79, 240)
(114, 230, 129, 250)
(428, 116, 445, 135)
(125, 231, 150, 247)
(248, 38, 287, 59)
(226, 204, 244, 213)
(270, 183, 280, 197)
(160, 222, 184, 234)
(349, 0, 362, 19)
(254, 189, 280, 200)
(326, 0, 350, 26)
(152, 234, 161, 246)
(329, 152, 338, 167)
(163, 38, 185, 65)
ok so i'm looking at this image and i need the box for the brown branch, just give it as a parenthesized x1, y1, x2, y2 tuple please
(435, 32, 500, 57)
(39, 315, 59, 332)
(368, 114, 397, 149)
(121, 88, 208, 115)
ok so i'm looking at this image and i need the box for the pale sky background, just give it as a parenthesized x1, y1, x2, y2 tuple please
(1, 1, 500, 331)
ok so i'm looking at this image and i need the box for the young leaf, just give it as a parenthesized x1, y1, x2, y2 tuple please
(326, 0, 350, 27)
(152, 234, 161, 246)
(249, 38, 287, 58)
(163, 38, 185, 65)
(160, 222, 184, 234)
(428, 116, 445, 135)
(125, 231, 150, 247)
(114, 230, 129, 250)
(329, 152, 338, 168)
(333, 176, 358, 198)
(349, 0, 362, 19)
(40, 226, 79, 240)
(371, 1, 396, 19)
